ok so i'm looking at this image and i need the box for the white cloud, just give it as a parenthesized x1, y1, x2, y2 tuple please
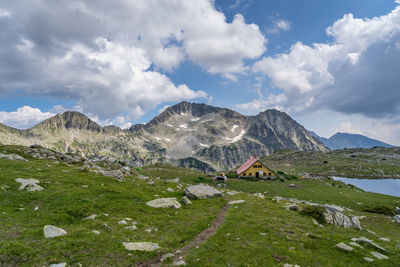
(254, 5, 400, 118)
(0, 8, 10, 17)
(0, 106, 55, 129)
(0, 0, 266, 123)
(236, 94, 287, 114)
(267, 18, 291, 34)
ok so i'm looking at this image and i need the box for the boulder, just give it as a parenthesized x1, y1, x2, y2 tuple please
(15, 178, 43, 192)
(370, 251, 389, 260)
(351, 237, 386, 252)
(228, 200, 245, 205)
(393, 215, 400, 224)
(335, 242, 353, 252)
(122, 242, 160, 251)
(181, 196, 192, 205)
(349, 215, 362, 230)
(43, 225, 67, 238)
(323, 212, 334, 225)
(0, 153, 27, 161)
(285, 204, 298, 211)
(146, 198, 181, 209)
(184, 184, 222, 199)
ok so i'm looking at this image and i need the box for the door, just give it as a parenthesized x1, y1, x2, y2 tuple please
(256, 172, 259, 178)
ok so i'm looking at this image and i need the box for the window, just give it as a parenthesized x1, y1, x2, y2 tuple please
(249, 173, 252, 176)
(268, 173, 271, 176)
(243, 173, 246, 176)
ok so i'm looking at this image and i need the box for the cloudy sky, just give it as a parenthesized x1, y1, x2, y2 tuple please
(0, 0, 400, 145)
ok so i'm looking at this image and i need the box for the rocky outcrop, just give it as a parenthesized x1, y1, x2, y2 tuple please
(184, 185, 222, 199)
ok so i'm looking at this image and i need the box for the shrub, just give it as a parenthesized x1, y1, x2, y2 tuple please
(226, 171, 237, 178)
(279, 178, 285, 182)
(240, 176, 261, 182)
(300, 205, 326, 224)
(361, 205, 395, 216)
(194, 176, 214, 184)
(277, 170, 286, 175)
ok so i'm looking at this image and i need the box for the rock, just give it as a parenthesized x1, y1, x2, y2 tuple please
(122, 242, 160, 251)
(49, 263, 67, 267)
(379, 237, 390, 242)
(124, 225, 137, 231)
(99, 169, 124, 181)
(15, 178, 44, 192)
(167, 188, 174, 192)
(84, 214, 97, 220)
(173, 261, 186, 266)
(92, 230, 100, 235)
(43, 225, 67, 238)
(0, 153, 27, 161)
(181, 196, 192, 205)
(349, 215, 362, 230)
(147, 181, 154, 185)
(161, 253, 175, 262)
(335, 242, 354, 252)
(366, 229, 377, 235)
(363, 257, 374, 262)
(254, 193, 265, 199)
(323, 212, 334, 225)
(165, 178, 180, 183)
(118, 220, 128, 225)
(146, 198, 181, 209)
(370, 251, 389, 260)
(351, 237, 386, 252)
(226, 191, 239, 196)
(333, 212, 352, 228)
(393, 215, 400, 224)
(228, 200, 245, 205)
(184, 184, 222, 199)
(286, 204, 298, 211)
(349, 242, 363, 249)
(325, 204, 345, 213)
(312, 219, 319, 226)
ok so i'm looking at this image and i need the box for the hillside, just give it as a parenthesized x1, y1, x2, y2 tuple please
(261, 147, 400, 178)
(0, 144, 399, 266)
(0, 102, 328, 170)
(311, 132, 395, 150)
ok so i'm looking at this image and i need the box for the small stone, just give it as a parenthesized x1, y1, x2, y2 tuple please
(49, 263, 67, 267)
(84, 214, 97, 220)
(379, 237, 390, 242)
(335, 242, 354, 252)
(167, 188, 174, 192)
(118, 220, 128, 225)
(173, 260, 186, 266)
(43, 225, 67, 238)
(124, 225, 137, 231)
(312, 219, 319, 226)
(259, 233, 266, 236)
(349, 242, 363, 249)
(122, 242, 160, 251)
(181, 196, 192, 205)
(370, 251, 388, 260)
(92, 230, 100, 235)
(366, 229, 377, 235)
(34, 206, 39, 211)
(393, 215, 400, 224)
(286, 204, 298, 211)
(364, 257, 374, 262)
(228, 200, 245, 205)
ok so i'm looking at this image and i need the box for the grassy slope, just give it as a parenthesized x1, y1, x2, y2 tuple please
(261, 148, 400, 178)
(1, 145, 400, 266)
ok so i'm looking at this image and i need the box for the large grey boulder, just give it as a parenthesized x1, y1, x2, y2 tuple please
(393, 215, 400, 224)
(43, 225, 67, 238)
(184, 184, 222, 199)
(122, 242, 160, 251)
(351, 237, 386, 252)
(334, 212, 352, 228)
(146, 198, 181, 209)
(15, 178, 44, 192)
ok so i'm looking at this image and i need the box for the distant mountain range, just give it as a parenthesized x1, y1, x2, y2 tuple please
(310, 131, 395, 150)
(0, 102, 327, 170)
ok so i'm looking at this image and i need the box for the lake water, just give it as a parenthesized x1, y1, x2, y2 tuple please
(332, 177, 400, 197)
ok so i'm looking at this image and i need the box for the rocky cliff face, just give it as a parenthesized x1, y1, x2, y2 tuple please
(0, 102, 328, 170)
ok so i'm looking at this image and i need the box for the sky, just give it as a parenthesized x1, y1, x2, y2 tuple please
(0, 0, 400, 145)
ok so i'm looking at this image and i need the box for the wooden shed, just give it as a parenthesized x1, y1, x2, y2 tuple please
(236, 156, 274, 178)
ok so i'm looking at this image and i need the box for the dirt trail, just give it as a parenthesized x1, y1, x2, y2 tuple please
(138, 197, 230, 267)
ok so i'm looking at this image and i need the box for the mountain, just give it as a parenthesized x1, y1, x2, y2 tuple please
(0, 101, 328, 170)
(311, 131, 395, 150)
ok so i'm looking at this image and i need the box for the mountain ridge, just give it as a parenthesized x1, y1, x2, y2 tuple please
(0, 101, 328, 170)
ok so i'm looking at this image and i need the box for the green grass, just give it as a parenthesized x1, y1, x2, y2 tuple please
(1, 144, 400, 266)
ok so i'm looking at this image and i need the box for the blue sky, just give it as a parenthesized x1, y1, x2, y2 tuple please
(0, 0, 400, 145)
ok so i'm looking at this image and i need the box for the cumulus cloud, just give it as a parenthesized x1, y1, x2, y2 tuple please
(267, 19, 291, 34)
(0, 106, 55, 129)
(0, 0, 266, 121)
(253, 4, 400, 118)
(236, 94, 287, 114)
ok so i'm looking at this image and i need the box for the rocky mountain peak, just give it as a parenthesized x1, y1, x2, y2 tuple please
(31, 111, 102, 132)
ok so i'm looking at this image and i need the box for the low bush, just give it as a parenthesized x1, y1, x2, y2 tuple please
(194, 176, 214, 184)
(361, 205, 395, 216)
(239, 176, 261, 182)
(226, 171, 237, 178)
(277, 170, 286, 175)
(300, 205, 326, 224)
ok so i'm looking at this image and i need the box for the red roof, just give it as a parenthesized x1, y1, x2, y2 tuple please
(236, 156, 259, 175)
